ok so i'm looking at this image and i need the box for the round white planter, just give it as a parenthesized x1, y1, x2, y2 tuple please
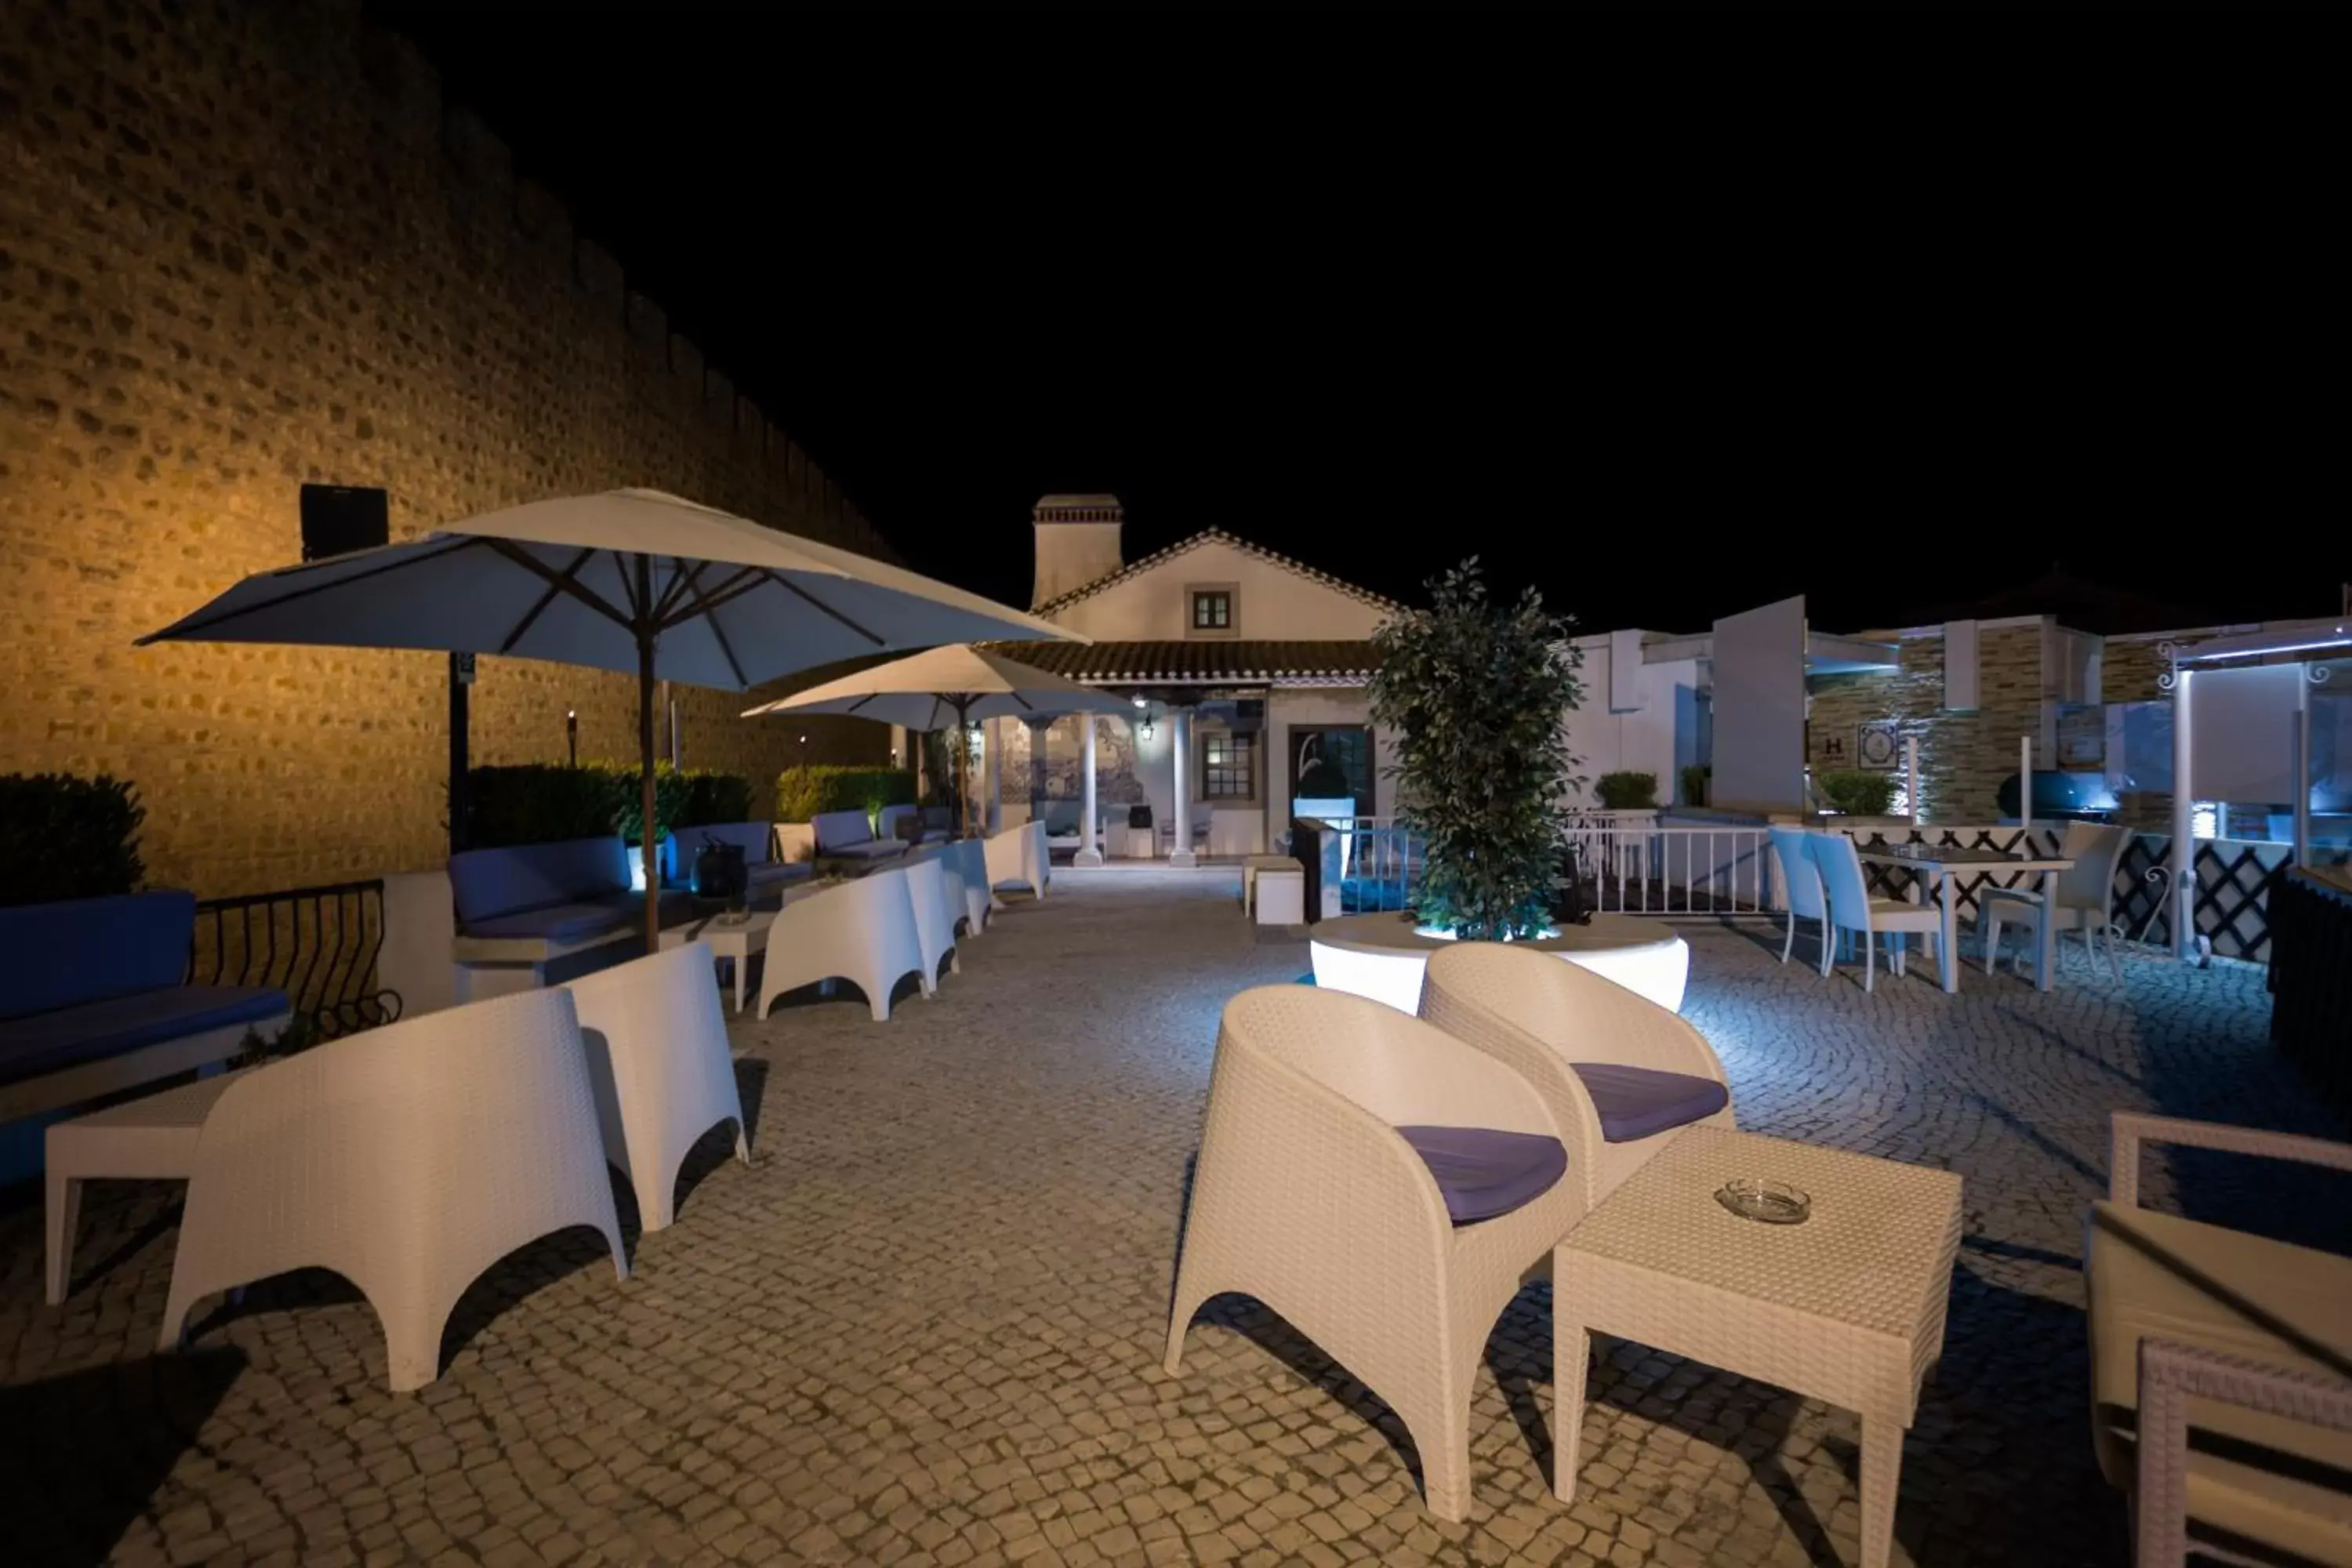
(1308, 911, 1690, 1014)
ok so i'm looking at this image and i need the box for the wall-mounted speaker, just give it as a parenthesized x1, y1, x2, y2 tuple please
(299, 484, 389, 561)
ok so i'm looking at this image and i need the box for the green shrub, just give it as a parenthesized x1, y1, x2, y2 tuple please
(1818, 768, 1898, 816)
(463, 764, 620, 849)
(1679, 764, 1711, 807)
(1594, 771, 1659, 811)
(776, 765, 916, 824)
(0, 773, 146, 906)
(1370, 559, 1584, 941)
(677, 770, 756, 829)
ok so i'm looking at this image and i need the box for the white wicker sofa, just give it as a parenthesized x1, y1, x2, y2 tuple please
(1165, 985, 1578, 1521)
(2085, 1112, 2352, 1564)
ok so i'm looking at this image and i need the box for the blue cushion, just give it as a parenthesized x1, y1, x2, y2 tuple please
(448, 838, 630, 924)
(459, 902, 634, 945)
(1395, 1125, 1567, 1225)
(746, 861, 811, 887)
(0, 891, 196, 1019)
(812, 810, 875, 852)
(1571, 1063, 1730, 1143)
(825, 840, 906, 860)
(0, 985, 287, 1084)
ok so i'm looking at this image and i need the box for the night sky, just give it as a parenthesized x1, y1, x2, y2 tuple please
(366, 3, 2343, 636)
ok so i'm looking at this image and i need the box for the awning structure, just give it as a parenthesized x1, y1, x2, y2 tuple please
(2165, 619, 2350, 958)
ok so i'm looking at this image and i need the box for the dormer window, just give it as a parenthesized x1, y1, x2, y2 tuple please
(1189, 586, 1235, 635)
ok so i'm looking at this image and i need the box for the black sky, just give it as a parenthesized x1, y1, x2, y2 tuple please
(363, 2, 2345, 634)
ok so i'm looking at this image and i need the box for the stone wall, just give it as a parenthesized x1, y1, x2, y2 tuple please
(1806, 623, 2051, 822)
(0, 1, 891, 896)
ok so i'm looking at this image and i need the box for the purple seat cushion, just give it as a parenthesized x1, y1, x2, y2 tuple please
(0, 984, 287, 1084)
(746, 860, 810, 887)
(0, 891, 195, 1019)
(1395, 1125, 1567, 1225)
(458, 902, 633, 945)
(1570, 1063, 1730, 1143)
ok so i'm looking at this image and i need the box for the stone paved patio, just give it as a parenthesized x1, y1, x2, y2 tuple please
(3, 869, 2347, 1568)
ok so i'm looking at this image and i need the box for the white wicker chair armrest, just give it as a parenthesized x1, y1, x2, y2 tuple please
(2134, 1338, 2352, 1566)
(1259, 994, 1561, 1142)
(2107, 1112, 2352, 1207)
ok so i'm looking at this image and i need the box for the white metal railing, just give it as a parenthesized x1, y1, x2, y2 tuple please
(1566, 826, 1776, 916)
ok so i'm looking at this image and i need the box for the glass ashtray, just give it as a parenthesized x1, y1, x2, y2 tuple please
(1715, 1178, 1811, 1225)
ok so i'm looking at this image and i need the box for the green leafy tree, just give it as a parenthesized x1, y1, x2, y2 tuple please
(1370, 559, 1584, 940)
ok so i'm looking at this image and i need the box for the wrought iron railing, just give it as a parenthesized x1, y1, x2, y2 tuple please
(189, 879, 401, 1039)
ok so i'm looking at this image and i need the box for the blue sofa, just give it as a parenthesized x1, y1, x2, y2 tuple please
(676, 822, 814, 902)
(813, 809, 909, 872)
(0, 891, 289, 1123)
(448, 837, 690, 969)
(877, 804, 951, 848)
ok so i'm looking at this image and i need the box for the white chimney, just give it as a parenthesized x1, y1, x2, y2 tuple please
(1030, 494, 1124, 610)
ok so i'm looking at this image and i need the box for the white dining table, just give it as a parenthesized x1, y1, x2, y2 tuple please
(1853, 843, 2076, 994)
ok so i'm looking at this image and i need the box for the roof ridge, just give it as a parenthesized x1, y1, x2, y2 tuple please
(1031, 527, 1406, 617)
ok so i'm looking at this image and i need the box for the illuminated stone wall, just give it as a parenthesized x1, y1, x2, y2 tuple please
(1805, 623, 2052, 822)
(0, 2, 891, 895)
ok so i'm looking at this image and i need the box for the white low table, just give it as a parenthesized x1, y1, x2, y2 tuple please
(1122, 826, 1156, 859)
(659, 906, 780, 1014)
(1555, 1127, 1962, 1568)
(47, 1068, 252, 1304)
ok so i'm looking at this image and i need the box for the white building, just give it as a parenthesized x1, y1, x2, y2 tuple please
(986, 495, 1403, 859)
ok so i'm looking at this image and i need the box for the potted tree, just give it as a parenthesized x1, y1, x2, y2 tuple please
(1369, 560, 1584, 941)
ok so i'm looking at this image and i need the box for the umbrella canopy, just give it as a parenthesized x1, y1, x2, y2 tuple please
(742, 645, 1135, 836)
(140, 489, 1084, 948)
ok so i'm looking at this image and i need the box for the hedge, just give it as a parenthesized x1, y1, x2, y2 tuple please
(776, 765, 916, 824)
(1818, 768, 1898, 817)
(0, 773, 146, 907)
(461, 763, 760, 850)
(1594, 770, 1659, 810)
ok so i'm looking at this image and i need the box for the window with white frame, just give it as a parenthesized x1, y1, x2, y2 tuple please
(1202, 731, 1254, 800)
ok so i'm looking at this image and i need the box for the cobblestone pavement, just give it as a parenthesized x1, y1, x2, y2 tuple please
(3, 871, 2347, 1568)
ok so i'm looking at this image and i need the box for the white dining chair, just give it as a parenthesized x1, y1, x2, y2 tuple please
(1767, 825, 1830, 967)
(1810, 832, 1944, 993)
(1980, 821, 2131, 983)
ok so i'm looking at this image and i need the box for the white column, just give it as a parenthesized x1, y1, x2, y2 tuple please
(2171, 668, 2193, 960)
(1076, 717, 1103, 866)
(1170, 708, 1196, 868)
(985, 717, 1004, 834)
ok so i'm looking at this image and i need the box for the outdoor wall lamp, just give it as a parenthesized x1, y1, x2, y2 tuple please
(1140, 717, 1156, 741)
(566, 709, 577, 766)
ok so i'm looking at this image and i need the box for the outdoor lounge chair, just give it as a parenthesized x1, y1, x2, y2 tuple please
(158, 987, 628, 1392)
(877, 803, 949, 849)
(950, 837, 992, 934)
(562, 942, 750, 1232)
(983, 823, 1044, 898)
(753, 866, 927, 1023)
(1164, 985, 1577, 1522)
(1767, 825, 1831, 967)
(677, 822, 812, 904)
(1811, 832, 1944, 992)
(1980, 820, 2131, 983)
(898, 849, 962, 995)
(1419, 940, 1733, 1213)
(2085, 1112, 2352, 1564)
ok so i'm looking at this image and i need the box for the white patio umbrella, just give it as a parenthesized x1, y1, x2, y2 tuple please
(140, 488, 1084, 949)
(741, 644, 1133, 837)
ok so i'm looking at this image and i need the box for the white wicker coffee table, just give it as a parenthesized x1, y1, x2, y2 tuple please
(46, 1067, 252, 1304)
(658, 908, 778, 1014)
(1555, 1127, 1962, 1568)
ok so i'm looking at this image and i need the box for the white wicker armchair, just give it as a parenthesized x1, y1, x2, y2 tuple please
(1164, 985, 1579, 1521)
(2087, 1112, 2352, 1564)
(158, 987, 627, 1392)
(1421, 941, 1734, 1214)
(983, 823, 1044, 898)
(899, 849, 961, 996)
(951, 837, 993, 932)
(754, 867, 926, 1023)
(563, 942, 750, 1233)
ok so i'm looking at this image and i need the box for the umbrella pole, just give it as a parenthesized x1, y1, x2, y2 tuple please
(637, 566, 661, 956)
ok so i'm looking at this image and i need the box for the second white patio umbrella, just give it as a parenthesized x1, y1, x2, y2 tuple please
(141, 489, 1083, 949)
(742, 644, 1134, 837)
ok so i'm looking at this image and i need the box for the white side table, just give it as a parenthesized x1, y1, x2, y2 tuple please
(659, 907, 779, 1014)
(1123, 826, 1156, 859)
(1555, 1127, 1962, 1568)
(47, 1068, 251, 1304)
